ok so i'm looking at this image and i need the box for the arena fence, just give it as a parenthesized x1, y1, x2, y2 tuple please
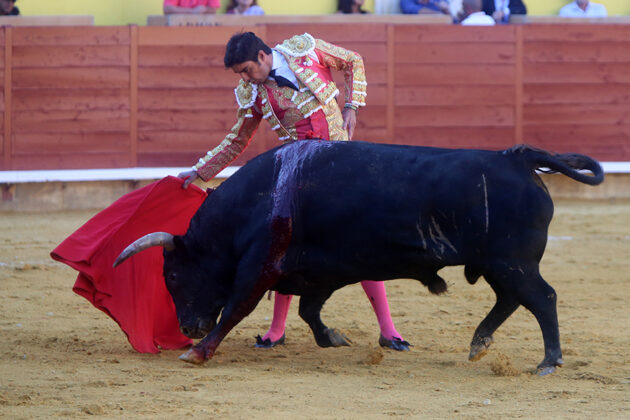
(0, 23, 629, 173)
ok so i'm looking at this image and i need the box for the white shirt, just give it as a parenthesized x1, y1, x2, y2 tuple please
(270, 49, 301, 88)
(494, 0, 510, 20)
(558, 1, 608, 18)
(461, 11, 496, 26)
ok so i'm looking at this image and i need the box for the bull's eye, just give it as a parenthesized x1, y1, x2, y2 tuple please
(166, 272, 177, 286)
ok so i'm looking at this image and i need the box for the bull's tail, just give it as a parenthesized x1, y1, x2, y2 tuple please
(506, 144, 604, 186)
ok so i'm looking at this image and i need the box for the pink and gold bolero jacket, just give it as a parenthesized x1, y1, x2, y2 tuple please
(193, 33, 367, 181)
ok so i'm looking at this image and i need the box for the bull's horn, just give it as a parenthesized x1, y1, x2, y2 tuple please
(113, 232, 175, 268)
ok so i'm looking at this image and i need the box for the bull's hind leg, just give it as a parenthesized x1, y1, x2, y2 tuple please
(299, 290, 351, 347)
(477, 263, 563, 375)
(469, 275, 520, 362)
(515, 272, 564, 375)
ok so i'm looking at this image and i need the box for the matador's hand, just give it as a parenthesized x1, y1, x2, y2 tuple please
(342, 108, 357, 140)
(178, 170, 199, 189)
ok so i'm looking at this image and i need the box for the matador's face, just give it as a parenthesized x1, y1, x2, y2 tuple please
(231, 50, 272, 85)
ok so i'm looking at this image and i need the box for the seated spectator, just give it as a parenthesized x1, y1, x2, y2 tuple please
(558, 0, 607, 17)
(0, 0, 19, 16)
(163, 0, 219, 15)
(338, 0, 369, 14)
(375, 0, 402, 14)
(401, 0, 450, 15)
(461, 0, 495, 25)
(226, 0, 265, 15)
(482, 0, 527, 23)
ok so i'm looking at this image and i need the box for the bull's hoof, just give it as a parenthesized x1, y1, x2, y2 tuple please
(178, 348, 206, 364)
(254, 334, 286, 348)
(317, 328, 351, 347)
(469, 336, 493, 361)
(378, 334, 411, 351)
(536, 356, 564, 376)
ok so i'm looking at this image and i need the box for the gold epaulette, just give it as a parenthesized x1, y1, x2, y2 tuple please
(234, 80, 258, 109)
(275, 33, 316, 58)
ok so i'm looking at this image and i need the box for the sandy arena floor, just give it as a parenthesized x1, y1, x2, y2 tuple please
(1, 199, 629, 419)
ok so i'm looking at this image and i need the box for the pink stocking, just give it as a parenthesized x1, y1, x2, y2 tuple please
(261, 292, 293, 342)
(360, 280, 403, 340)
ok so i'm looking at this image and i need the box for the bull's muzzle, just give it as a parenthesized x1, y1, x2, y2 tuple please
(180, 319, 215, 339)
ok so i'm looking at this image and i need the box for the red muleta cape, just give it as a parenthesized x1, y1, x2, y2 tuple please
(50, 176, 207, 353)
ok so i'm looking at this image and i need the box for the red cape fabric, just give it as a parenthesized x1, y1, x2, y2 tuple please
(50, 176, 207, 353)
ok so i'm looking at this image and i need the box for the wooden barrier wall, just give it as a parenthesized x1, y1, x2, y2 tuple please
(1, 23, 629, 171)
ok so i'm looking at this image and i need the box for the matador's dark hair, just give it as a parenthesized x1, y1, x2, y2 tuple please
(224, 32, 271, 68)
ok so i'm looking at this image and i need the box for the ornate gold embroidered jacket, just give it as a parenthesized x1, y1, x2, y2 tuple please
(193, 33, 367, 181)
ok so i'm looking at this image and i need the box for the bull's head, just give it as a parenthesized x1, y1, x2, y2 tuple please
(114, 232, 228, 339)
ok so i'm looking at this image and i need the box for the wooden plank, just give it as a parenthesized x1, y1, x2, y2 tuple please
(396, 105, 514, 127)
(515, 26, 523, 145)
(139, 88, 237, 110)
(524, 41, 630, 63)
(130, 25, 138, 167)
(524, 83, 630, 105)
(13, 110, 130, 133)
(353, 128, 388, 143)
(3, 27, 11, 169)
(12, 133, 129, 154)
(266, 24, 387, 44)
(336, 42, 388, 64)
(393, 126, 515, 148)
(386, 25, 394, 144)
(524, 63, 630, 84)
(138, 131, 216, 153)
(138, 66, 236, 89)
(523, 24, 630, 43)
(395, 42, 516, 64)
(355, 106, 387, 129)
(395, 85, 515, 106)
(138, 26, 261, 46)
(13, 88, 129, 111)
(13, 67, 129, 89)
(522, 125, 630, 161)
(396, 64, 515, 85)
(395, 25, 515, 43)
(13, 27, 129, 46)
(160, 14, 449, 27)
(524, 104, 630, 125)
(139, 109, 235, 132)
(11, 153, 131, 170)
(139, 45, 226, 67)
(0, 16, 94, 27)
(13, 45, 130, 68)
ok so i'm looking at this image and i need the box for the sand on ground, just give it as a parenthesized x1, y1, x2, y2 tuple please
(1, 199, 629, 419)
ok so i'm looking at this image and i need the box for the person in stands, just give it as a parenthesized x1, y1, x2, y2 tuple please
(559, 0, 607, 18)
(0, 0, 19, 16)
(163, 0, 219, 15)
(226, 0, 265, 15)
(460, 0, 496, 25)
(481, 0, 527, 23)
(338, 0, 369, 14)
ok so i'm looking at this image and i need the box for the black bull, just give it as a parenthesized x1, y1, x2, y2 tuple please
(115, 141, 603, 374)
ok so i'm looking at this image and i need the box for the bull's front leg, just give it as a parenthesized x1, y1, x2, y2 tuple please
(179, 293, 266, 364)
(180, 219, 292, 364)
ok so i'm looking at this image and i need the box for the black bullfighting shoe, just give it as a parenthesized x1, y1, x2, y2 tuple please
(255, 334, 286, 348)
(378, 334, 411, 351)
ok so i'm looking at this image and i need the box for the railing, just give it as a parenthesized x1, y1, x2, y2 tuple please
(1, 21, 629, 171)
